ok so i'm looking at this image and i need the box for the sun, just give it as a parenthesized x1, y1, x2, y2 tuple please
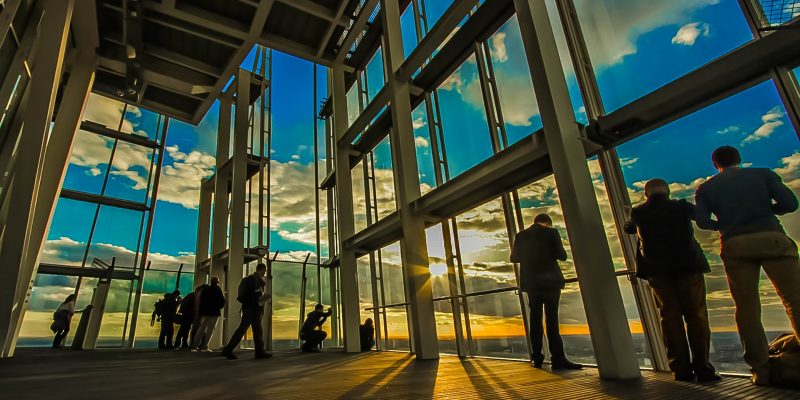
(429, 263, 448, 277)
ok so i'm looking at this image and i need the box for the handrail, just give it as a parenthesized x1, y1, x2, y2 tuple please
(364, 270, 635, 311)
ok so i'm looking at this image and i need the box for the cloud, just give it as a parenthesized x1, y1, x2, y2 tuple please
(716, 126, 740, 135)
(157, 146, 216, 208)
(742, 106, 785, 144)
(574, 0, 720, 67)
(671, 22, 710, 46)
(414, 136, 429, 148)
(412, 117, 426, 130)
(489, 31, 508, 63)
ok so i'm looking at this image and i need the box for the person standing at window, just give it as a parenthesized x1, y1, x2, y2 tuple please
(696, 145, 800, 386)
(625, 178, 720, 382)
(511, 213, 582, 370)
(51, 294, 77, 348)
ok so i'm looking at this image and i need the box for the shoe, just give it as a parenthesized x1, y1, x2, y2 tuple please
(750, 371, 770, 386)
(221, 351, 237, 360)
(531, 361, 543, 369)
(674, 372, 696, 382)
(551, 359, 583, 370)
(255, 353, 272, 359)
(696, 373, 722, 382)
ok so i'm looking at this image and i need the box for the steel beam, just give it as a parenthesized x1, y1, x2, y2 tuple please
(0, 0, 74, 358)
(380, 0, 439, 360)
(513, 0, 639, 379)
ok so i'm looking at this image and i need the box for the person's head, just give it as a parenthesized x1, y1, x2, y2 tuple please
(315, 304, 324, 311)
(195, 285, 204, 293)
(255, 263, 267, 277)
(63, 294, 76, 304)
(210, 276, 219, 286)
(644, 178, 670, 199)
(712, 145, 741, 171)
(533, 213, 553, 228)
(172, 290, 180, 297)
(365, 318, 373, 327)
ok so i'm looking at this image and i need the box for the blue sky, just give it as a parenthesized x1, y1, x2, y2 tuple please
(23, 0, 800, 353)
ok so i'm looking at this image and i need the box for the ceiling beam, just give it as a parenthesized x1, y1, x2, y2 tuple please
(189, 0, 276, 123)
(335, 0, 378, 64)
(276, 0, 350, 27)
(100, 34, 222, 77)
(316, 0, 351, 58)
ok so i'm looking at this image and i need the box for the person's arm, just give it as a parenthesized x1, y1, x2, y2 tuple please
(623, 211, 637, 234)
(694, 188, 719, 231)
(509, 234, 521, 263)
(683, 200, 697, 221)
(553, 229, 568, 262)
(767, 170, 799, 215)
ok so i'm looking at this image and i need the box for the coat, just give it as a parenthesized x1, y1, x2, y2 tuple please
(510, 224, 568, 292)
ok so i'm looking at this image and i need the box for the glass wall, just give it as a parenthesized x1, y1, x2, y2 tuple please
(573, 0, 752, 112)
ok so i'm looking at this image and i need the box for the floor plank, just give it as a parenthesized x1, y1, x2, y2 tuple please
(0, 349, 796, 399)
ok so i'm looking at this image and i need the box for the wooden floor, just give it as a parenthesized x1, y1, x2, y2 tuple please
(0, 348, 797, 399)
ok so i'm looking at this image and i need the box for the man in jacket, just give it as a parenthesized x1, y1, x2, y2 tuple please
(625, 178, 719, 382)
(192, 277, 225, 351)
(222, 264, 271, 360)
(695, 145, 800, 386)
(511, 213, 581, 370)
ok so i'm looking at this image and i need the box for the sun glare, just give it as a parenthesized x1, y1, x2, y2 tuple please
(429, 263, 448, 277)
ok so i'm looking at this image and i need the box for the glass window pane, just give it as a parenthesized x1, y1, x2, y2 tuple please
(366, 48, 385, 102)
(357, 256, 375, 323)
(400, 5, 419, 59)
(272, 261, 303, 350)
(455, 198, 514, 294)
(352, 160, 368, 232)
(105, 142, 155, 204)
(615, 81, 799, 373)
(412, 102, 437, 195)
(85, 206, 144, 268)
(426, 225, 450, 299)
(381, 242, 405, 306)
(385, 306, 411, 351)
(41, 198, 97, 266)
(574, 0, 752, 112)
(433, 299, 459, 355)
(63, 129, 113, 194)
(488, 16, 543, 145)
(120, 106, 162, 141)
(373, 136, 396, 219)
(466, 291, 526, 359)
(438, 55, 493, 179)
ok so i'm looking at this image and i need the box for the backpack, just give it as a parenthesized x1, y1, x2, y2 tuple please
(237, 276, 256, 306)
(153, 298, 166, 317)
(769, 333, 800, 388)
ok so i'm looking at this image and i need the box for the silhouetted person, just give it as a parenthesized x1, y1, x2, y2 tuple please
(175, 286, 202, 349)
(695, 145, 800, 386)
(222, 263, 271, 360)
(511, 213, 581, 370)
(624, 178, 719, 382)
(300, 304, 332, 352)
(360, 318, 375, 352)
(193, 277, 226, 351)
(50, 294, 77, 348)
(152, 290, 181, 349)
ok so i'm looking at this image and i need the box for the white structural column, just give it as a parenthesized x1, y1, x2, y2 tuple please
(6, 53, 96, 354)
(380, 0, 439, 359)
(224, 70, 251, 342)
(195, 183, 213, 284)
(513, 0, 640, 378)
(0, 0, 75, 358)
(331, 65, 363, 352)
(210, 95, 232, 348)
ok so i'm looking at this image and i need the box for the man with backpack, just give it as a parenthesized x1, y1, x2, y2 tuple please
(221, 263, 271, 360)
(152, 290, 181, 349)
